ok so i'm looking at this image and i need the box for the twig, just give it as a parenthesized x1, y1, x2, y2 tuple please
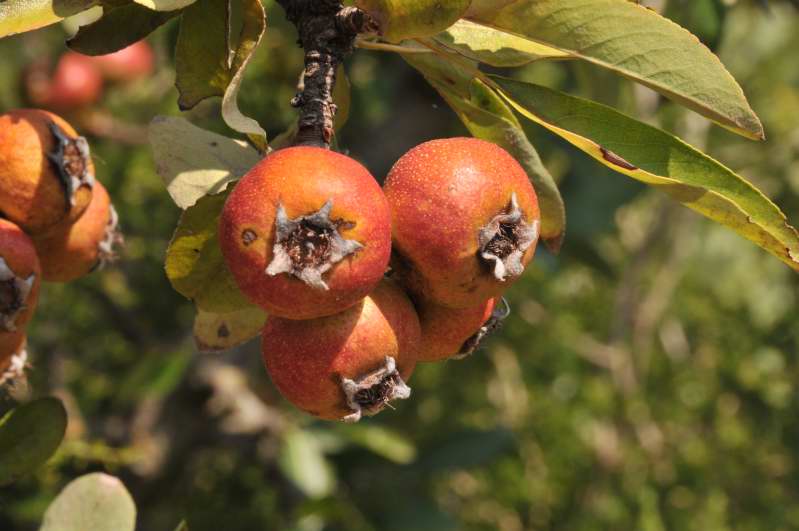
(276, 0, 377, 148)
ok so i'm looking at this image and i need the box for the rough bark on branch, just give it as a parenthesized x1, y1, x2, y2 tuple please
(276, 0, 377, 148)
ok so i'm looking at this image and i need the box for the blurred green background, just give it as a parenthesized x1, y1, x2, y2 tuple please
(2, 0, 799, 529)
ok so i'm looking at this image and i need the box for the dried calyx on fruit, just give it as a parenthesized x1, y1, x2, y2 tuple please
(0, 259, 36, 332)
(48, 121, 94, 207)
(262, 279, 421, 421)
(341, 356, 411, 422)
(0, 219, 41, 333)
(266, 200, 362, 290)
(0, 331, 27, 386)
(384, 137, 540, 309)
(220, 146, 391, 320)
(33, 181, 123, 282)
(478, 193, 540, 281)
(455, 297, 511, 359)
(0, 109, 94, 235)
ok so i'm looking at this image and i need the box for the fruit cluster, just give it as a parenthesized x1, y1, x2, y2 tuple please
(0, 109, 124, 386)
(25, 41, 154, 112)
(220, 137, 540, 422)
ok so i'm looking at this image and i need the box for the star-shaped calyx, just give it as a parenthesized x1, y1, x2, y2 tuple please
(0, 257, 35, 332)
(265, 199, 362, 290)
(478, 193, 540, 281)
(340, 356, 411, 423)
(46, 121, 95, 209)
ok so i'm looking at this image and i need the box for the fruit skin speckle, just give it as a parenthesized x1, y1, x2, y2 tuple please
(33, 181, 123, 283)
(0, 109, 95, 235)
(0, 218, 41, 333)
(219, 146, 392, 320)
(384, 137, 540, 309)
(415, 297, 497, 362)
(262, 279, 420, 421)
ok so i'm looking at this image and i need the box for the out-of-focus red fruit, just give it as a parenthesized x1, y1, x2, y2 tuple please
(220, 146, 392, 320)
(43, 52, 103, 111)
(0, 330, 27, 386)
(0, 109, 95, 235)
(33, 181, 123, 282)
(0, 219, 41, 333)
(92, 41, 155, 82)
(384, 137, 540, 309)
(416, 297, 505, 362)
(262, 279, 421, 422)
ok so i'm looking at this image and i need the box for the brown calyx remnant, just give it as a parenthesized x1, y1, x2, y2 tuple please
(0, 344, 28, 387)
(266, 199, 362, 290)
(478, 193, 540, 281)
(455, 297, 511, 360)
(95, 205, 124, 270)
(47, 121, 94, 208)
(0, 258, 36, 332)
(341, 356, 411, 423)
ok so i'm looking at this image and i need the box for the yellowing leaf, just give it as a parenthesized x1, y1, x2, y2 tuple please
(149, 116, 260, 210)
(165, 192, 254, 313)
(468, 0, 764, 140)
(434, 19, 569, 67)
(132, 0, 195, 11)
(194, 306, 266, 353)
(0, 0, 97, 38)
(492, 75, 799, 271)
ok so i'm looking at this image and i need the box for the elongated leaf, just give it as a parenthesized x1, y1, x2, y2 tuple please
(67, 3, 179, 55)
(40, 473, 136, 531)
(220, 0, 267, 150)
(334, 424, 417, 464)
(194, 306, 266, 353)
(175, 0, 267, 148)
(0, 397, 67, 486)
(404, 51, 565, 251)
(433, 19, 568, 67)
(467, 0, 764, 140)
(0, 0, 96, 38)
(278, 429, 336, 499)
(165, 191, 254, 313)
(175, 0, 230, 109)
(491, 75, 799, 270)
(149, 115, 260, 209)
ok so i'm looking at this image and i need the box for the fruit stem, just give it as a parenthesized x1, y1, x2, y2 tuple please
(276, 0, 378, 148)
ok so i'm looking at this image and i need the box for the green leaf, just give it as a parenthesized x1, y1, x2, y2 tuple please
(467, 0, 764, 140)
(404, 51, 566, 251)
(334, 424, 417, 464)
(132, 0, 195, 11)
(193, 306, 266, 353)
(175, 0, 267, 149)
(356, 0, 471, 43)
(67, 2, 179, 55)
(40, 473, 136, 531)
(0, 0, 97, 38)
(491, 75, 799, 271)
(149, 115, 260, 209)
(173, 521, 189, 531)
(219, 0, 267, 150)
(165, 191, 254, 313)
(0, 397, 67, 486)
(433, 19, 568, 67)
(174, 0, 230, 109)
(278, 428, 336, 499)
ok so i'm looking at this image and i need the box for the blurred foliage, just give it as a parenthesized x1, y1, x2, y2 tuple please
(2, 0, 799, 530)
